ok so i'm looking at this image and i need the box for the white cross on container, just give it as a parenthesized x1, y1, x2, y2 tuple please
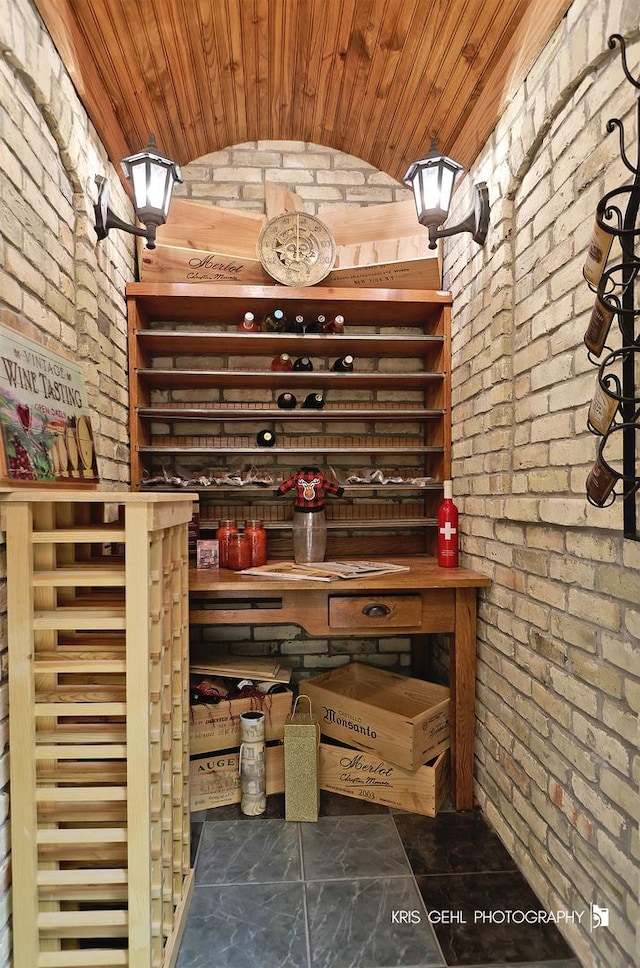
(439, 522, 457, 540)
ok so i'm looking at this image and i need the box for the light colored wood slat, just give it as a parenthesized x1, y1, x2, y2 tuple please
(35, 787, 127, 802)
(35, 703, 126, 716)
(37, 830, 127, 846)
(38, 885, 129, 902)
(36, 728, 126, 744)
(38, 951, 128, 967)
(36, 745, 127, 759)
(37, 868, 128, 886)
(32, 528, 126, 543)
(38, 909, 129, 938)
(33, 566, 126, 587)
(33, 608, 126, 630)
(34, 658, 127, 673)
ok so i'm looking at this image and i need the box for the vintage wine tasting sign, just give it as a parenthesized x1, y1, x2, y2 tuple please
(0, 323, 98, 486)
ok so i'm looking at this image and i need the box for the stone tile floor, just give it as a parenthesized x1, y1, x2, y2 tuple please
(177, 793, 581, 968)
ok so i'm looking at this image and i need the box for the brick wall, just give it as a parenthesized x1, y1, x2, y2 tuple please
(443, 1, 639, 965)
(0, 0, 134, 961)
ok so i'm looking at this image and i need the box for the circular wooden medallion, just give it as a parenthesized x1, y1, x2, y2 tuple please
(257, 212, 336, 286)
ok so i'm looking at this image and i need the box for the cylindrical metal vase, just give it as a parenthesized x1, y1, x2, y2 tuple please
(239, 710, 266, 815)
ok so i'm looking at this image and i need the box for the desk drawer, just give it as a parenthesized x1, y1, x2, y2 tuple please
(329, 594, 422, 629)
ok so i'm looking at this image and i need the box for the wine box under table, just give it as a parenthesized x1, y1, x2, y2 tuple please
(190, 689, 293, 755)
(299, 663, 450, 771)
(190, 742, 285, 812)
(319, 741, 450, 817)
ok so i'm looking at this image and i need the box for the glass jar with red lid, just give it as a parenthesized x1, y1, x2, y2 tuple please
(244, 519, 267, 567)
(227, 532, 252, 571)
(216, 519, 238, 568)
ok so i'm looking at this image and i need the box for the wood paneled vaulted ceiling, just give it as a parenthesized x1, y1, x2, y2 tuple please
(36, 0, 571, 185)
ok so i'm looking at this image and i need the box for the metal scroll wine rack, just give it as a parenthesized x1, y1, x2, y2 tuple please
(584, 34, 640, 540)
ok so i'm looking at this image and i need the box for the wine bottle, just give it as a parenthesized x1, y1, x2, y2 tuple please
(262, 309, 286, 333)
(277, 392, 297, 409)
(584, 294, 615, 357)
(583, 215, 614, 287)
(323, 314, 345, 334)
(304, 315, 324, 334)
(238, 311, 260, 333)
(293, 314, 306, 334)
(293, 356, 314, 371)
(270, 353, 293, 372)
(301, 392, 324, 410)
(256, 429, 276, 447)
(331, 354, 354, 372)
(437, 480, 459, 568)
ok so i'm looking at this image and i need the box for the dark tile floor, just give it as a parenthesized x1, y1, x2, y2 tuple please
(178, 794, 581, 968)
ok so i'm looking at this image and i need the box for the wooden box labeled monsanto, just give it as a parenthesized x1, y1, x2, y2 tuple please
(320, 742, 450, 817)
(299, 663, 449, 771)
(190, 690, 293, 755)
(190, 743, 284, 811)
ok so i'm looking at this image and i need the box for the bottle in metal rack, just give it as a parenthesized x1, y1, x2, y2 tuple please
(277, 392, 297, 409)
(322, 314, 345, 334)
(271, 352, 294, 371)
(262, 308, 287, 333)
(256, 429, 276, 447)
(304, 315, 324, 334)
(301, 392, 324, 410)
(331, 354, 354, 372)
(293, 356, 314, 371)
(238, 311, 260, 333)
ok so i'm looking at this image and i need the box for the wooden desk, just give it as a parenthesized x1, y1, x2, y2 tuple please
(189, 557, 491, 810)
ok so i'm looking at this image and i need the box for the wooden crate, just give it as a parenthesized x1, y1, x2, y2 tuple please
(319, 742, 449, 817)
(189, 690, 292, 755)
(190, 743, 284, 811)
(299, 662, 450, 771)
(3, 491, 195, 968)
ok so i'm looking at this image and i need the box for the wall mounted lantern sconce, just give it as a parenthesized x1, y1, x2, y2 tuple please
(404, 138, 489, 250)
(94, 134, 182, 250)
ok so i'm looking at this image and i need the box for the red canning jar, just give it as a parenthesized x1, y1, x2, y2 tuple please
(216, 519, 238, 568)
(244, 519, 267, 566)
(227, 532, 252, 571)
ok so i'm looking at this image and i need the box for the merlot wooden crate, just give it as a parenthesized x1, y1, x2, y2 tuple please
(299, 663, 450, 771)
(190, 743, 285, 811)
(319, 741, 449, 817)
(3, 491, 195, 968)
(190, 689, 293, 755)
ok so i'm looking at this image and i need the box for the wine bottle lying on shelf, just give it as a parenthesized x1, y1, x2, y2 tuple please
(331, 354, 354, 372)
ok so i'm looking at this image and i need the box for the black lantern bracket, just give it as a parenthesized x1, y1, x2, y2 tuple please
(93, 134, 182, 251)
(584, 34, 640, 539)
(94, 175, 158, 248)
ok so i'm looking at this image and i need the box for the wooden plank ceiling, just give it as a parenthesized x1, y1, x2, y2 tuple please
(36, 0, 572, 184)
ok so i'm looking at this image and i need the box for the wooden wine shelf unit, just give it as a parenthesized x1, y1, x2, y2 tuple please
(3, 491, 195, 968)
(127, 282, 452, 558)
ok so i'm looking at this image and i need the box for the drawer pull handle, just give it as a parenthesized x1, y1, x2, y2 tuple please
(362, 603, 391, 618)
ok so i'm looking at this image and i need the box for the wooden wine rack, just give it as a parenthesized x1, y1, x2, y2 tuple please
(2, 490, 195, 968)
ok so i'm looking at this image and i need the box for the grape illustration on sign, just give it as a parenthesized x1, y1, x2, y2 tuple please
(0, 324, 98, 485)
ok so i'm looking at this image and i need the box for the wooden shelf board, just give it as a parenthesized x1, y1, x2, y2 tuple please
(140, 445, 444, 456)
(136, 330, 443, 357)
(137, 369, 443, 390)
(140, 483, 441, 494)
(127, 282, 452, 327)
(138, 406, 444, 421)
(32, 528, 126, 544)
(199, 518, 437, 531)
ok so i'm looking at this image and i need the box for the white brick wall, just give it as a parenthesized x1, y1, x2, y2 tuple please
(445, 1, 640, 965)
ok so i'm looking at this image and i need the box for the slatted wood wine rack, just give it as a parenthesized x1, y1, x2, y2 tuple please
(2, 491, 195, 968)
